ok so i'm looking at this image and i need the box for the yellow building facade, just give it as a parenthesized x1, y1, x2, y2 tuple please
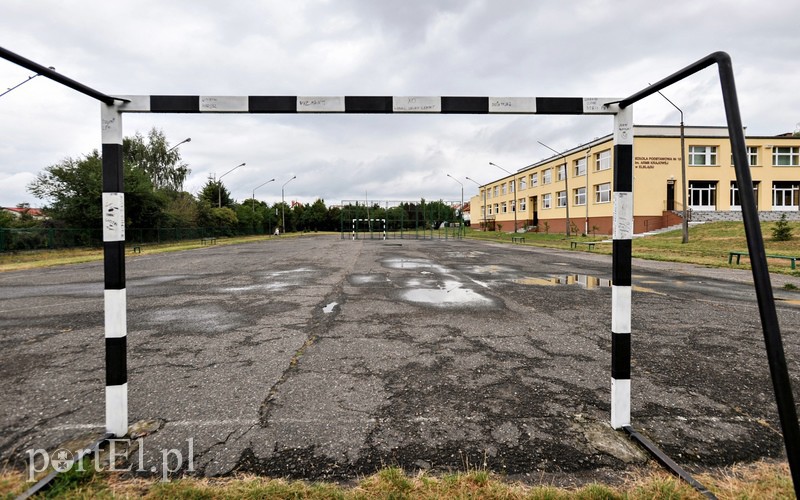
(470, 125, 800, 234)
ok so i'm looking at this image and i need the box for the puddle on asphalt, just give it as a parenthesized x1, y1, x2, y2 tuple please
(401, 280, 495, 308)
(322, 302, 338, 313)
(382, 258, 447, 274)
(514, 274, 612, 288)
(349, 274, 390, 285)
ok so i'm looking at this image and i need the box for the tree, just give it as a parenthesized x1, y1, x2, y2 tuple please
(28, 149, 164, 229)
(772, 213, 794, 241)
(199, 179, 233, 208)
(123, 128, 190, 191)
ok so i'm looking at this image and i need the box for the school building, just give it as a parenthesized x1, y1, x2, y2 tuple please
(469, 125, 800, 234)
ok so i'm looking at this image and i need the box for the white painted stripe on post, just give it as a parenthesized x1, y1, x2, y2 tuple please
(101, 104, 123, 145)
(488, 97, 536, 114)
(102, 193, 126, 242)
(104, 289, 127, 338)
(297, 96, 345, 112)
(582, 97, 619, 114)
(611, 378, 631, 429)
(612, 285, 632, 333)
(613, 105, 634, 145)
(105, 383, 128, 436)
(612, 192, 633, 240)
(117, 95, 151, 112)
(393, 96, 441, 113)
(200, 95, 248, 112)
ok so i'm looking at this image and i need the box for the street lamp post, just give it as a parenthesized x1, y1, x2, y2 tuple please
(489, 162, 517, 233)
(465, 176, 485, 231)
(167, 137, 191, 153)
(584, 147, 592, 235)
(0, 67, 54, 98)
(446, 174, 464, 234)
(657, 89, 689, 244)
(252, 178, 276, 213)
(217, 162, 245, 208)
(281, 175, 296, 233)
(538, 142, 571, 237)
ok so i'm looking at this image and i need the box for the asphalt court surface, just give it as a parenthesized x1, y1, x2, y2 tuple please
(2, 235, 800, 482)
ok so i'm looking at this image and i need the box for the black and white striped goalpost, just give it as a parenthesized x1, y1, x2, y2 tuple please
(99, 94, 627, 435)
(101, 103, 128, 437)
(610, 105, 633, 429)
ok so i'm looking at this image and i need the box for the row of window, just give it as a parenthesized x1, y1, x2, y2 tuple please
(484, 146, 800, 201)
(689, 145, 799, 167)
(482, 183, 612, 215)
(486, 150, 611, 199)
(480, 180, 800, 216)
(691, 181, 800, 210)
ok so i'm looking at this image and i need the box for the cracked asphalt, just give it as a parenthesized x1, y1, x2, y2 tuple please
(2, 235, 800, 484)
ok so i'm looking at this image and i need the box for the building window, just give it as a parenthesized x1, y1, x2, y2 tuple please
(688, 145, 718, 166)
(557, 164, 566, 181)
(530, 173, 538, 186)
(519, 177, 526, 190)
(501, 183, 507, 195)
(481, 206, 485, 217)
(594, 183, 611, 204)
(574, 158, 587, 177)
(519, 198, 526, 211)
(511, 200, 516, 212)
(493, 203, 499, 214)
(509, 180, 515, 193)
(732, 146, 759, 167)
(595, 150, 611, 171)
(689, 181, 717, 210)
(773, 146, 800, 166)
(556, 190, 567, 208)
(501, 202, 507, 213)
(772, 181, 800, 210)
(542, 193, 552, 209)
(542, 169, 552, 184)
(574, 187, 586, 206)
(730, 181, 759, 210)
(494, 186, 499, 197)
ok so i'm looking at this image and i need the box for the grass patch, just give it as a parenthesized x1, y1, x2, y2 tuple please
(466, 220, 800, 275)
(0, 461, 793, 499)
(0, 232, 331, 273)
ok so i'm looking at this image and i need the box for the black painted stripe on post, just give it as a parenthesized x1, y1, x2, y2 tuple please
(105, 337, 128, 386)
(248, 96, 297, 113)
(535, 97, 584, 114)
(441, 97, 488, 113)
(150, 95, 200, 113)
(614, 144, 634, 192)
(104, 242, 126, 290)
(345, 96, 393, 113)
(101, 144, 124, 192)
(612, 240, 632, 286)
(611, 333, 631, 379)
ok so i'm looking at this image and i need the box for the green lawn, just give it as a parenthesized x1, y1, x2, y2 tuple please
(466, 220, 800, 275)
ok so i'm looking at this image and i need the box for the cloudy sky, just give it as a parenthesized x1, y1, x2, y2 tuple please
(2, 0, 799, 209)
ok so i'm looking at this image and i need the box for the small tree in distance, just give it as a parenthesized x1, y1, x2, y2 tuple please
(771, 213, 793, 241)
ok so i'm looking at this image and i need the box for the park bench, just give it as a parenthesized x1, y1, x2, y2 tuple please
(570, 241, 597, 250)
(131, 243, 149, 254)
(728, 250, 797, 270)
(511, 236, 525, 244)
(201, 237, 217, 246)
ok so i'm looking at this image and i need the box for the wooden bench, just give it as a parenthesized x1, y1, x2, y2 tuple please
(729, 251, 797, 269)
(570, 241, 596, 250)
(201, 237, 217, 246)
(511, 236, 525, 244)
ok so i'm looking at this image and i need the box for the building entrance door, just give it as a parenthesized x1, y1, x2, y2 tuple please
(531, 196, 538, 225)
(666, 181, 675, 210)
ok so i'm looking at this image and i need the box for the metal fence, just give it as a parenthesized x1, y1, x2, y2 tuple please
(0, 226, 270, 253)
(339, 200, 465, 240)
